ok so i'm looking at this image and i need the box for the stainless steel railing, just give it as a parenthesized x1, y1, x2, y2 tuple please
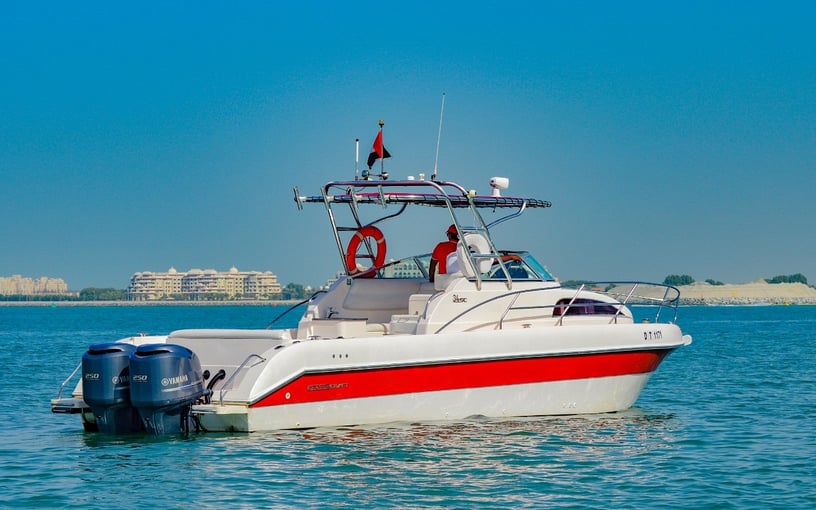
(434, 282, 681, 333)
(218, 354, 267, 406)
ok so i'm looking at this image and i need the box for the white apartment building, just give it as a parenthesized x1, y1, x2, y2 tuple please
(0, 275, 69, 295)
(320, 259, 427, 290)
(381, 259, 426, 279)
(128, 267, 281, 301)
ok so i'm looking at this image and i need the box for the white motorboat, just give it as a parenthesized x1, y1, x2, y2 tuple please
(51, 174, 691, 434)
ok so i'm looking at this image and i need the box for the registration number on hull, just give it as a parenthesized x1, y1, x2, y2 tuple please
(643, 330, 663, 341)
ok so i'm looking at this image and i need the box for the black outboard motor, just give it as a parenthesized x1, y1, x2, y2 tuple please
(81, 343, 143, 434)
(129, 344, 207, 435)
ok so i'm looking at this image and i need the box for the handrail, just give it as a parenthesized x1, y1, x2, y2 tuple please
(219, 354, 267, 405)
(55, 361, 82, 400)
(554, 289, 580, 326)
(555, 283, 629, 325)
(436, 287, 557, 333)
(266, 290, 325, 329)
(498, 293, 521, 329)
(559, 281, 680, 323)
(656, 285, 674, 323)
(435, 282, 681, 334)
(557, 284, 608, 325)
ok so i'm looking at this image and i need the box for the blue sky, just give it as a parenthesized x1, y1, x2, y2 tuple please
(2, 1, 814, 290)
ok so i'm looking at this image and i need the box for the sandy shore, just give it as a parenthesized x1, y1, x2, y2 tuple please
(676, 281, 816, 305)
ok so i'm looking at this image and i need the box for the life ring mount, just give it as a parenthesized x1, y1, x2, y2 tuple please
(345, 225, 386, 277)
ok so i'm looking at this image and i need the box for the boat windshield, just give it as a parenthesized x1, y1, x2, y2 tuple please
(485, 251, 555, 281)
(518, 252, 555, 280)
(369, 251, 555, 282)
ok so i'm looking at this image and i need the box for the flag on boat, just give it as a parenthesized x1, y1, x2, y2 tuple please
(367, 129, 391, 169)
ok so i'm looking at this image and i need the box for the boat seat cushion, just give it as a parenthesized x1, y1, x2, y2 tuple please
(342, 279, 425, 311)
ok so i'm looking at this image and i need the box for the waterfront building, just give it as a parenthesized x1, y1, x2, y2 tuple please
(128, 268, 184, 300)
(322, 270, 345, 290)
(128, 267, 282, 301)
(320, 259, 426, 290)
(381, 259, 426, 279)
(0, 275, 69, 296)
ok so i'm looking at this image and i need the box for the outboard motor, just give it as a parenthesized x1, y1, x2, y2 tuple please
(81, 343, 143, 434)
(129, 344, 207, 435)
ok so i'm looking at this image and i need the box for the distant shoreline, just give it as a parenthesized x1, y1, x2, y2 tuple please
(674, 281, 816, 306)
(0, 300, 304, 307)
(680, 297, 816, 306)
(3, 281, 815, 307)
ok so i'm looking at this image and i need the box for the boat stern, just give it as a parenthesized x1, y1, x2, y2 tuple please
(192, 403, 251, 432)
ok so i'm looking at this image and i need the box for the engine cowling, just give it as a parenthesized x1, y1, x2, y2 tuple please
(129, 344, 207, 435)
(81, 343, 143, 434)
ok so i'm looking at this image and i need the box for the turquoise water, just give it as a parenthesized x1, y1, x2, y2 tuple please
(0, 305, 813, 508)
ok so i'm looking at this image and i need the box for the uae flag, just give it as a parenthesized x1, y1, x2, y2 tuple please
(367, 130, 391, 169)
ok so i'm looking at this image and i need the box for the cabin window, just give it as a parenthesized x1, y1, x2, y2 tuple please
(553, 298, 620, 316)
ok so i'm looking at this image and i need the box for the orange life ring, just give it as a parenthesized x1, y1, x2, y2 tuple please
(346, 225, 386, 277)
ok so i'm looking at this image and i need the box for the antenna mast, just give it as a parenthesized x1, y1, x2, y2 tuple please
(431, 92, 446, 181)
(378, 119, 387, 179)
(355, 138, 359, 179)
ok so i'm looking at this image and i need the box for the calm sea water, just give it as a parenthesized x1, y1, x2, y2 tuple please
(0, 304, 813, 509)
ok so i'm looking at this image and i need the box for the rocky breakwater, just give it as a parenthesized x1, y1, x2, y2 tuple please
(677, 280, 816, 305)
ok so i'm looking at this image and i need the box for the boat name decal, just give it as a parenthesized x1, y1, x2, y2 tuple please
(643, 330, 663, 340)
(452, 294, 467, 303)
(161, 374, 189, 386)
(307, 382, 349, 392)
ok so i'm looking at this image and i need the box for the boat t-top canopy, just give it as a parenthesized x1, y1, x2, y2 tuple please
(295, 179, 552, 210)
(294, 178, 551, 288)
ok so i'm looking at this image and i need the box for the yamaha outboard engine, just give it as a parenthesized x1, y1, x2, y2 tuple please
(129, 344, 207, 435)
(81, 343, 143, 434)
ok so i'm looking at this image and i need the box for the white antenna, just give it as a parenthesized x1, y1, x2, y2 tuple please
(379, 119, 385, 177)
(355, 138, 359, 179)
(431, 92, 445, 181)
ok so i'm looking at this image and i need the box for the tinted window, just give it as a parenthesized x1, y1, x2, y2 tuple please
(553, 298, 619, 316)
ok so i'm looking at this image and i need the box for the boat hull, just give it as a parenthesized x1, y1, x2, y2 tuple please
(190, 323, 689, 432)
(196, 371, 658, 432)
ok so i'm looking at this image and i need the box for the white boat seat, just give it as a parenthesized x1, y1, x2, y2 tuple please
(308, 318, 368, 339)
(342, 278, 423, 311)
(167, 329, 291, 366)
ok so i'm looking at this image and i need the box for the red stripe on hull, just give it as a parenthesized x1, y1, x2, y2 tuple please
(251, 349, 670, 408)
